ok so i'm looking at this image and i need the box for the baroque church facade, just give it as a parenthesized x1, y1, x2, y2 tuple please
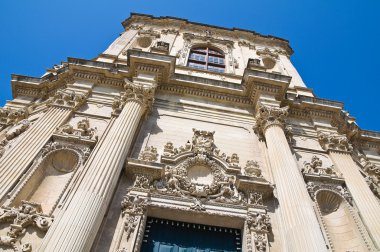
(0, 13, 380, 252)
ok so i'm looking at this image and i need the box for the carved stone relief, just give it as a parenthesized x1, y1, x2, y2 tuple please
(56, 117, 98, 141)
(318, 131, 353, 152)
(0, 201, 52, 251)
(253, 105, 289, 138)
(0, 108, 28, 128)
(49, 89, 88, 111)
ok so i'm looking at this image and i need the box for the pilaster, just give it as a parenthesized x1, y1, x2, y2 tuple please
(318, 131, 380, 249)
(38, 78, 156, 252)
(0, 90, 88, 202)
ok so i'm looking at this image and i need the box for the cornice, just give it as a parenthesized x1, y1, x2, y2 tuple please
(122, 13, 293, 55)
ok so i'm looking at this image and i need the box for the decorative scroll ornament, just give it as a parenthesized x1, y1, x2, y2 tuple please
(318, 131, 353, 152)
(56, 117, 98, 141)
(189, 198, 206, 211)
(248, 192, 264, 206)
(112, 79, 156, 114)
(244, 161, 262, 177)
(246, 212, 271, 252)
(153, 155, 243, 204)
(302, 156, 340, 177)
(138, 146, 158, 162)
(49, 90, 88, 110)
(0, 107, 28, 127)
(192, 128, 215, 155)
(253, 104, 289, 137)
(121, 195, 148, 216)
(0, 201, 52, 251)
(133, 174, 151, 189)
(120, 195, 148, 244)
(357, 155, 380, 198)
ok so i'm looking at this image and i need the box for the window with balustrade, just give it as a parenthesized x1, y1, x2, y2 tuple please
(187, 47, 225, 73)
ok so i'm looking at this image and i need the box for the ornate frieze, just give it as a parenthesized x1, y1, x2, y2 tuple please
(0, 201, 52, 251)
(253, 104, 289, 137)
(318, 131, 353, 152)
(354, 153, 380, 198)
(49, 89, 88, 111)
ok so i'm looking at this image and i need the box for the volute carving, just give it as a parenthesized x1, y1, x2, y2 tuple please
(253, 104, 289, 137)
(318, 131, 353, 152)
(0, 201, 52, 251)
(49, 90, 88, 110)
(112, 79, 156, 114)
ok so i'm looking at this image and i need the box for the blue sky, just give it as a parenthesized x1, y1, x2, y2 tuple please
(1, 0, 379, 130)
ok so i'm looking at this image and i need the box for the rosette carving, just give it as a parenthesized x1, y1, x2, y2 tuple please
(253, 104, 289, 137)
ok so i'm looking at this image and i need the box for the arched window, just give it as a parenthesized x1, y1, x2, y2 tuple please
(187, 47, 225, 73)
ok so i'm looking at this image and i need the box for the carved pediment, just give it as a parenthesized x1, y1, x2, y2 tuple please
(129, 129, 273, 207)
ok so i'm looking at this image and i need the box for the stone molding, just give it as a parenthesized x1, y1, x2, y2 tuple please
(253, 104, 289, 137)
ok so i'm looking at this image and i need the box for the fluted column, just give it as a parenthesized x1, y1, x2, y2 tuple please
(255, 105, 327, 252)
(319, 132, 380, 248)
(39, 79, 156, 252)
(0, 90, 87, 202)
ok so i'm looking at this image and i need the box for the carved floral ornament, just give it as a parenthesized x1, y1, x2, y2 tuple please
(302, 155, 341, 178)
(253, 104, 289, 137)
(246, 212, 271, 252)
(306, 181, 352, 205)
(356, 154, 380, 198)
(0, 107, 28, 127)
(0, 201, 52, 251)
(318, 131, 353, 152)
(112, 79, 156, 115)
(55, 117, 98, 142)
(49, 89, 88, 111)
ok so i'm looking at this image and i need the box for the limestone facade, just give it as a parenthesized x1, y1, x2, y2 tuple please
(1, 13, 380, 252)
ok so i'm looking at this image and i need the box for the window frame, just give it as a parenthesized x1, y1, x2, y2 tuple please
(187, 46, 225, 73)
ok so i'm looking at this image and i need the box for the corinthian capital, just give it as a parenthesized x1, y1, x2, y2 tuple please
(112, 79, 157, 114)
(318, 131, 353, 152)
(253, 104, 289, 137)
(50, 90, 88, 111)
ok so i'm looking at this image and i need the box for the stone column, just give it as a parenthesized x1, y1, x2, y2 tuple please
(319, 132, 380, 248)
(38, 79, 156, 252)
(0, 90, 87, 202)
(255, 104, 327, 252)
